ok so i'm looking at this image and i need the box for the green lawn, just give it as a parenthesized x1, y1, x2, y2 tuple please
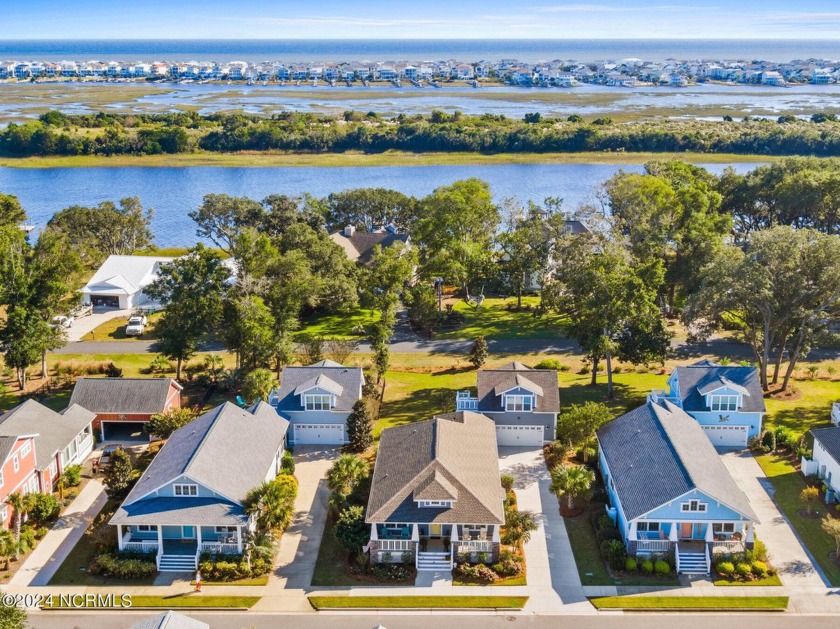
(453, 573, 527, 586)
(191, 575, 269, 586)
(311, 517, 366, 587)
(79, 312, 163, 342)
(308, 595, 528, 609)
(563, 510, 680, 586)
(298, 309, 376, 340)
(436, 297, 567, 340)
(713, 575, 783, 586)
(764, 378, 839, 438)
(754, 453, 840, 586)
(42, 595, 259, 609)
(589, 596, 789, 610)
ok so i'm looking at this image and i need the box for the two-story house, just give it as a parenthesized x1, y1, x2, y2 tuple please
(110, 401, 288, 572)
(0, 433, 39, 527)
(365, 411, 506, 573)
(270, 360, 363, 445)
(648, 359, 765, 448)
(802, 427, 840, 500)
(598, 400, 759, 575)
(456, 362, 559, 446)
(0, 400, 95, 492)
(69, 377, 182, 442)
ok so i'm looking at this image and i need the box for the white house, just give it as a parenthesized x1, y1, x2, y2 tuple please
(803, 427, 840, 502)
(81, 255, 175, 310)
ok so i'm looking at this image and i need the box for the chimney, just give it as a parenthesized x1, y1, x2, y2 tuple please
(344, 225, 356, 237)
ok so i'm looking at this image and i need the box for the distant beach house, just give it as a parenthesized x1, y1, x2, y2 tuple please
(110, 401, 288, 572)
(648, 359, 765, 448)
(456, 362, 559, 445)
(270, 360, 363, 445)
(598, 401, 758, 575)
(329, 225, 410, 266)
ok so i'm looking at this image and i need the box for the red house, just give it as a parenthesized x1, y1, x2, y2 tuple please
(69, 378, 183, 442)
(0, 434, 39, 527)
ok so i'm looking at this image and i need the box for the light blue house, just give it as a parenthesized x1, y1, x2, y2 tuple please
(111, 401, 288, 572)
(648, 359, 765, 447)
(597, 401, 759, 575)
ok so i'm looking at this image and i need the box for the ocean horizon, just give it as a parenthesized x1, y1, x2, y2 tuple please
(1, 39, 838, 64)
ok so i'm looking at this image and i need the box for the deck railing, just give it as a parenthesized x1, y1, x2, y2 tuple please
(710, 540, 745, 554)
(636, 539, 672, 553)
(377, 539, 413, 551)
(455, 392, 478, 411)
(455, 540, 493, 552)
(124, 539, 159, 553)
(200, 541, 240, 555)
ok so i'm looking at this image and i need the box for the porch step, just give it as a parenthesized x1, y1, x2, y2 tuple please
(677, 552, 709, 575)
(417, 551, 451, 572)
(158, 554, 198, 572)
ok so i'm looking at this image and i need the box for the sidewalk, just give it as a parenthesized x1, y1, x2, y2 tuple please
(11, 480, 106, 586)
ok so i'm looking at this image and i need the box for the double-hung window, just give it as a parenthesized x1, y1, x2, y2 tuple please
(20, 443, 31, 458)
(710, 395, 738, 411)
(637, 522, 660, 532)
(12, 456, 19, 473)
(712, 523, 736, 534)
(505, 395, 534, 412)
(305, 395, 332, 411)
(680, 499, 707, 513)
(137, 525, 157, 533)
(174, 484, 198, 497)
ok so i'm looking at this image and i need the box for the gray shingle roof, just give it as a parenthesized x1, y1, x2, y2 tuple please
(0, 400, 94, 470)
(476, 363, 559, 413)
(274, 362, 363, 413)
(597, 401, 758, 522)
(69, 378, 182, 415)
(811, 427, 840, 465)
(674, 362, 766, 413)
(132, 611, 209, 629)
(122, 401, 288, 508)
(111, 496, 246, 526)
(366, 412, 505, 525)
(0, 436, 19, 467)
(329, 231, 410, 264)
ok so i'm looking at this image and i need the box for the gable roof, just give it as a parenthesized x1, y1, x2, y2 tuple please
(673, 361, 765, 414)
(0, 436, 22, 467)
(597, 401, 758, 522)
(122, 401, 288, 507)
(476, 363, 559, 413)
(329, 230, 410, 265)
(82, 254, 173, 296)
(366, 411, 505, 524)
(812, 427, 840, 466)
(0, 399, 94, 470)
(274, 362, 363, 413)
(69, 378, 182, 415)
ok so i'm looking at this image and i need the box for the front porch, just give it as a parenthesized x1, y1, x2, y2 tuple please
(368, 522, 500, 568)
(118, 524, 244, 570)
(629, 519, 754, 557)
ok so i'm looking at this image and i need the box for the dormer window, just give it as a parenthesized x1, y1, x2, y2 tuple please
(174, 484, 198, 497)
(710, 395, 738, 411)
(505, 395, 534, 412)
(419, 500, 453, 508)
(680, 499, 707, 513)
(305, 394, 332, 411)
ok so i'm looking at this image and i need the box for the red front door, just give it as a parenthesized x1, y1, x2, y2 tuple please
(680, 523, 693, 539)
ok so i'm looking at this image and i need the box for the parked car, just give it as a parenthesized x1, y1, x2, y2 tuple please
(125, 316, 146, 336)
(131, 312, 149, 326)
(51, 315, 74, 329)
(96, 444, 122, 469)
(71, 304, 93, 318)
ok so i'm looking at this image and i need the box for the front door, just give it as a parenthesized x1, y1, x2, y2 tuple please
(429, 524, 442, 538)
(182, 526, 196, 539)
(680, 522, 693, 539)
(693, 523, 705, 540)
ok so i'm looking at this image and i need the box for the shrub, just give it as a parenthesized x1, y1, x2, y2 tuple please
(455, 563, 499, 583)
(599, 539, 627, 571)
(19, 526, 36, 551)
(401, 551, 413, 565)
(534, 359, 562, 370)
(641, 560, 654, 574)
(735, 562, 752, 578)
(717, 561, 735, 576)
(34, 526, 49, 540)
(751, 560, 768, 577)
(61, 464, 82, 487)
(578, 366, 590, 375)
(28, 493, 60, 523)
(752, 540, 769, 562)
(280, 450, 295, 475)
(103, 362, 123, 377)
(774, 427, 796, 452)
(595, 526, 621, 544)
(500, 474, 515, 491)
(761, 429, 776, 452)
(624, 557, 637, 572)
(91, 553, 157, 579)
(559, 364, 571, 372)
(654, 560, 670, 575)
(492, 550, 523, 577)
(148, 355, 173, 374)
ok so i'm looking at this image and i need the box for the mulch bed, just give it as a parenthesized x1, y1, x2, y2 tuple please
(343, 557, 416, 584)
(768, 387, 803, 401)
(560, 505, 584, 517)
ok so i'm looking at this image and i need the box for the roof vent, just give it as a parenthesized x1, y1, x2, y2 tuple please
(344, 225, 356, 237)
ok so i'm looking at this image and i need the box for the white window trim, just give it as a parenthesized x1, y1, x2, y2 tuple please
(20, 443, 31, 458)
(713, 522, 736, 533)
(637, 522, 660, 532)
(419, 500, 452, 508)
(12, 456, 19, 473)
(174, 483, 198, 497)
(504, 394, 534, 412)
(710, 394, 739, 412)
(680, 499, 707, 513)
(304, 394, 333, 411)
(215, 526, 237, 533)
(137, 524, 158, 532)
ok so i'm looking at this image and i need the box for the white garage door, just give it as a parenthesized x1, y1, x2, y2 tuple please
(702, 425, 748, 447)
(293, 423, 344, 445)
(495, 425, 544, 447)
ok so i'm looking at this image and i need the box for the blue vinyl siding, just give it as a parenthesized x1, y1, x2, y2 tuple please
(641, 489, 748, 522)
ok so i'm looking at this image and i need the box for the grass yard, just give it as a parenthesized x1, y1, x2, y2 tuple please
(754, 453, 840, 586)
(42, 595, 259, 609)
(563, 511, 680, 586)
(436, 296, 567, 340)
(298, 309, 376, 340)
(713, 574, 783, 586)
(764, 378, 839, 438)
(190, 575, 269, 586)
(452, 573, 527, 587)
(589, 596, 789, 610)
(80, 312, 163, 342)
(308, 595, 528, 609)
(311, 517, 367, 587)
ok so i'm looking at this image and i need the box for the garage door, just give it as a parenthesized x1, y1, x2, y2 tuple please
(101, 421, 149, 442)
(495, 425, 544, 447)
(702, 425, 748, 447)
(293, 423, 344, 445)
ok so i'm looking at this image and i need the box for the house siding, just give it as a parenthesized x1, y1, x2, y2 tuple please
(143, 475, 222, 500)
(641, 489, 748, 523)
(687, 411, 763, 438)
(812, 440, 840, 494)
(0, 438, 39, 528)
(482, 410, 556, 441)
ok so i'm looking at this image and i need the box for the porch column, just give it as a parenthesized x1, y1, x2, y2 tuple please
(411, 524, 419, 542)
(117, 524, 124, 551)
(668, 522, 678, 542)
(492, 525, 500, 542)
(370, 524, 378, 541)
(236, 526, 243, 553)
(450, 526, 458, 566)
(196, 525, 202, 551)
(157, 525, 163, 552)
(705, 524, 714, 543)
(628, 520, 638, 540)
(745, 522, 754, 544)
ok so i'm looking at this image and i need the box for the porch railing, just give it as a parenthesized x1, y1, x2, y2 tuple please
(455, 392, 478, 411)
(455, 540, 493, 551)
(636, 539, 672, 553)
(377, 539, 414, 551)
(124, 539, 159, 553)
(710, 540, 745, 554)
(200, 541, 240, 555)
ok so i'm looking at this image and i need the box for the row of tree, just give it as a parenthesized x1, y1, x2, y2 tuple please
(3, 110, 840, 157)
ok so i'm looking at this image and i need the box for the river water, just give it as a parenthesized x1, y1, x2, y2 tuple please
(0, 162, 763, 246)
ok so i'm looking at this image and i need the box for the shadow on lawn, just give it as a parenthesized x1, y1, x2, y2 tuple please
(379, 386, 459, 427)
(559, 381, 647, 412)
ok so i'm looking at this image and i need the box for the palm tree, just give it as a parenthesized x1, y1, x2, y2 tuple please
(549, 464, 596, 512)
(4, 492, 35, 561)
(0, 529, 14, 570)
(326, 454, 369, 502)
(244, 475, 298, 532)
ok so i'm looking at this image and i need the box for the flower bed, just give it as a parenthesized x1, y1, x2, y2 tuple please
(711, 541, 781, 585)
(199, 552, 272, 582)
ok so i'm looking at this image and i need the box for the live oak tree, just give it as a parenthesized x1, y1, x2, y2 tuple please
(555, 402, 612, 451)
(496, 201, 551, 308)
(144, 244, 231, 380)
(543, 234, 669, 398)
(325, 188, 419, 233)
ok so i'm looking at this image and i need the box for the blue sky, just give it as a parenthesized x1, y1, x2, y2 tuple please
(2, 1, 839, 39)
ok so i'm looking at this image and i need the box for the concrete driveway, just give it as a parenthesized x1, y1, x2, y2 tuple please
(498, 446, 591, 612)
(719, 449, 828, 587)
(66, 308, 131, 342)
(253, 445, 338, 611)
